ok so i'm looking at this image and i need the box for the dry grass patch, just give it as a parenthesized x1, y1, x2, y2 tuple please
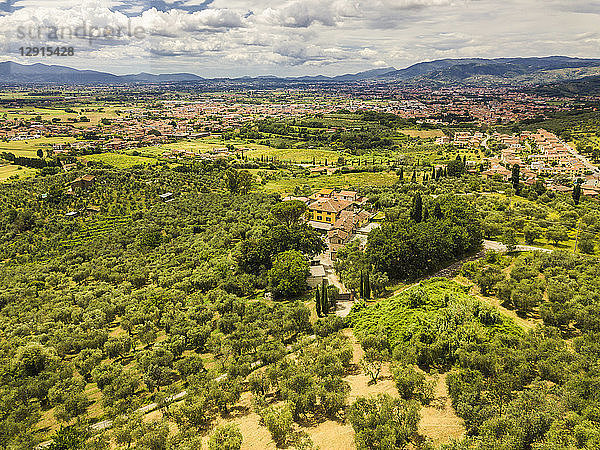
(400, 129, 446, 139)
(84, 383, 104, 420)
(419, 373, 465, 446)
(303, 420, 354, 449)
(109, 325, 127, 338)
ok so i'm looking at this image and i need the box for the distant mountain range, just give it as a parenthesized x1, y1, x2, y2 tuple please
(0, 62, 205, 83)
(3, 56, 600, 87)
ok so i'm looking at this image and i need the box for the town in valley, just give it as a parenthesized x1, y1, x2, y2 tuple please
(4, 53, 600, 450)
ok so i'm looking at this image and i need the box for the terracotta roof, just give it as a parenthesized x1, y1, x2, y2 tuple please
(328, 229, 349, 241)
(317, 188, 334, 195)
(309, 198, 352, 214)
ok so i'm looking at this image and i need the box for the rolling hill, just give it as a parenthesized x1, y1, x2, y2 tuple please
(2, 56, 600, 86)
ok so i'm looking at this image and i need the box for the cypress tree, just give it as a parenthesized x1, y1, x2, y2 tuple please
(364, 273, 371, 299)
(321, 280, 328, 314)
(511, 164, 520, 192)
(411, 169, 417, 183)
(360, 272, 364, 298)
(573, 181, 582, 205)
(399, 167, 404, 181)
(411, 192, 423, 223)
(433, 203, 443, 220)
(315, 285, 322, 317)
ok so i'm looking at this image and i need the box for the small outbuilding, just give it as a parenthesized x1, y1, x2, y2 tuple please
(307, 265, 326, 288)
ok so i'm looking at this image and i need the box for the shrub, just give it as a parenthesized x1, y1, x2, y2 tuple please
(392, 364, 434, 404)
(261, 402, 293, 446)
(208, 423, 243, 450)
(314, 315, 347, 337)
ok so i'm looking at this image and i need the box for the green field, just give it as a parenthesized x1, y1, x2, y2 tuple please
(0, 164, 36, 181)
(161, 139, 229, 153)
(244, 146, 344, 163)
(263, 170, 399, 194)
(0, 137, 77, 157)
(82, 152, 158, 169)
(135, 146, 169, 158)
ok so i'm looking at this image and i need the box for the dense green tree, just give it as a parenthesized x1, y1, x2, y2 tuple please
(547, 225, 569, 246)
(523, 224, 542, 245)
(268, 250, 309, 299)
(578, 232, 595, 254)
(367, 196, 482, 280)
(315, 285, 322, 317)
(224, 168, 253, 194)
(447, 156, 466, 177)
(573, 181, 582, 205)
(392, 364, 434, 404)
(347, 394, 421, 450)
(321, 279, 328, 314)
(261, 402, 293, 446)
(501, 228, 518, 252)
(271, 200, 307, 226)
(475, 265, 504, 295)
(47, 425, 87, 450)
(511, 164, 520, 193)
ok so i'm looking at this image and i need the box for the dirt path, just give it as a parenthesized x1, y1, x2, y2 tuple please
(419, 373, 465, 446)
(321, 261, 355, 318)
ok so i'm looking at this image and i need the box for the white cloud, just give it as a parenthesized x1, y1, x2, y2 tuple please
(0, 0, 599, 76)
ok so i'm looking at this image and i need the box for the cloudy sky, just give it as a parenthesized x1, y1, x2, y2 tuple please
(1, 0, 600, 77)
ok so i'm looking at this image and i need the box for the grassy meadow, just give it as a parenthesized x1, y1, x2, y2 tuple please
(81, 152, 158, 169)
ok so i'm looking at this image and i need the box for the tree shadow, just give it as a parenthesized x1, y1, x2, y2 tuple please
(222, 404, 251, 420)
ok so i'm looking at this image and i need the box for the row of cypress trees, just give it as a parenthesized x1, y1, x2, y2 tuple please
(315, 280, 335, 317)
(316, 272, 372, 317)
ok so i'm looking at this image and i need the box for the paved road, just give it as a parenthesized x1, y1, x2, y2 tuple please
(483, 240, 552, 253)
(562, 140, 600, 175)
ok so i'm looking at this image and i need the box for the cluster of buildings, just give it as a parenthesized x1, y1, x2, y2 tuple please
(440, 131, 487, 147)
(286, 188, 378, 261)
(386, 87, 570, 124)
(524, 129, 587, 178)
(450, 128, 600, 195)
(483, 129, 589, 181)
